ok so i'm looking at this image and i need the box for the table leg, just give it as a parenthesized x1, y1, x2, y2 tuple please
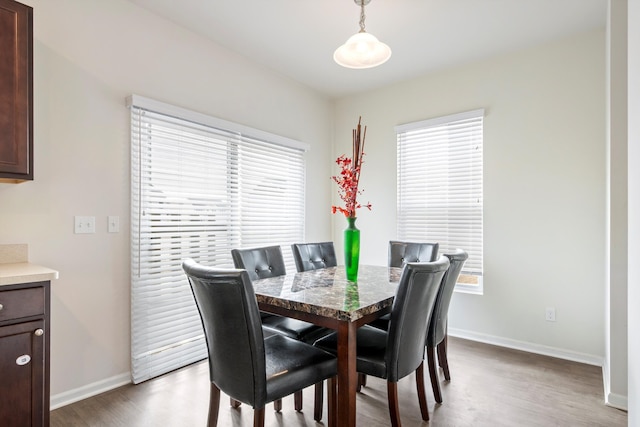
(336, 320, 357, 427)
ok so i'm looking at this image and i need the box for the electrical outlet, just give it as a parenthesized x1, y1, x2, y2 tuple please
(74, 216, 96, 234)
(545, 307, 556, 322)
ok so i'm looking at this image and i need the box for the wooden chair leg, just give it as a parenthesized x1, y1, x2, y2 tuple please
(437, 340, 451, 381)
(415, 362, 430, 421)
(427, 345, 443, 403)
(230, 398, 241, 408)
(314, 382, 323, 421)
(273, 399, 282, 412)
(328, 376, 337, 427)
(387, 381, 402, 427)
(438, 334, 447, 368)
(357, 373, 367, 391)
(208, 383, 221, 427)
(294, 390, 303, 411)
(253, 408, 265, 427)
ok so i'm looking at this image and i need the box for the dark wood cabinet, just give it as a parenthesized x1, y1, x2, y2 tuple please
(0, 281, 50, 427)
(0, 0, 33, 183)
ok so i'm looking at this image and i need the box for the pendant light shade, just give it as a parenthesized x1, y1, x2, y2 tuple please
(334, 0, 391, 69)
(334, 31, 391, 69)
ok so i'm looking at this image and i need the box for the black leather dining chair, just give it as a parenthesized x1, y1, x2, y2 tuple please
(315, 257, 449, 426)
(290, 241, 337, 421)
(231, 245, 328, 341)
(388, 240, 440, 267)
(366, 240, 440, 333)
(182, 259, 337, 427)
(231, 245, 328, 415)
(357, 240, 440, 390)
(426, 249, 468, 403)
(231, 245, 328, 344)
(365, 249, 468, 404)
(291, 241, 337, 272)
(231, 245, 287, 281)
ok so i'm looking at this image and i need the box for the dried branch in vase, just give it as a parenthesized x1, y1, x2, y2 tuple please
(331, 116, 372, 218)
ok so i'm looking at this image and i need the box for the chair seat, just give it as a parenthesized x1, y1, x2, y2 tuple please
(262, 327, 276, 338)
(262, 315, 332, 344)
(264, 334, 337, 403)
(314, 325, 389, 379)
(368, 313, 390, 330)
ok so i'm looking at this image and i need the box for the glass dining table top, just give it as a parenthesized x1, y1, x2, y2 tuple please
(252, 265, 403, 322)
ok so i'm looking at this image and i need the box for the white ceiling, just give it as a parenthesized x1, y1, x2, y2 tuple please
(127, 0, 607, 99)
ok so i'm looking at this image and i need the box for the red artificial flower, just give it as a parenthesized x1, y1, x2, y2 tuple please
(331, 117, 373, 218)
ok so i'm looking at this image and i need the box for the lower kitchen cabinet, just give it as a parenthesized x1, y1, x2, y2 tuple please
(0, 281, 50, 426)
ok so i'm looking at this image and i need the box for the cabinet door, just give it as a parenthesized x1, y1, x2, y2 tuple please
(0, 0, 33, 182)
(0, 319, 45, 427)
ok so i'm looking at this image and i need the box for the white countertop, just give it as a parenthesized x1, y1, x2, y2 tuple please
(0, 244, 58, 286)
(0, 262, 59, 286)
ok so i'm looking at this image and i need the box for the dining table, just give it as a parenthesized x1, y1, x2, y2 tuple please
(252, 264, 403, 427)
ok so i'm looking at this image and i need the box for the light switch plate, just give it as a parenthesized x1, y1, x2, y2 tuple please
(74, 216, 96, 234)
(108, 216, 120, 233)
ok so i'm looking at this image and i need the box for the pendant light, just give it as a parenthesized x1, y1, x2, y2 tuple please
(334, 0, 391, 69)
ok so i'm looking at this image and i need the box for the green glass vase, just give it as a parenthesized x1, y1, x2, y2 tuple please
(344, 216, 360, 281)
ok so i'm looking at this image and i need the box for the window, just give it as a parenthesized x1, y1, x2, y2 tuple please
(128, 95, 307, 383)
(395, 109, 483, 293)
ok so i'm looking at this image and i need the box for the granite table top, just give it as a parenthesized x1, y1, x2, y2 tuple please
(252, 265, 402, 322)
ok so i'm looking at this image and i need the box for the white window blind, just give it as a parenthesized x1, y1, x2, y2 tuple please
(129, 95, 306, 384)
(396, 109, 483, 288)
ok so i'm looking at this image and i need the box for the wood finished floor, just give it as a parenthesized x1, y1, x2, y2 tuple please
(50, 337, 627, 426)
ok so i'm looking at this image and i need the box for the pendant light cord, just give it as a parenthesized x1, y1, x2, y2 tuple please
(359, 0, 366, 33)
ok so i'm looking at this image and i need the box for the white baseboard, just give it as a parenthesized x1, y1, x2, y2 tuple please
(448, 327, 605, 367)
(602, 361, 629, 411)
(51, 332, 627, 412)
(606, 391, 629, 411)
(449, 328, 632, 409)
(50, 372, 131, 410)
(604, 393, 629, 411)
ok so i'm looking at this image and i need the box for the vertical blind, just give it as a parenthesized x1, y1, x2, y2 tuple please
(129, 95, 306, 383)
(395, 109, 483, 278)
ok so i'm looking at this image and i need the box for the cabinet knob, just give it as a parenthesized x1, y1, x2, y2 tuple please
(16, 354, 31, 366)
(34, 329, 44, 336)
(0, 303, 3, 311)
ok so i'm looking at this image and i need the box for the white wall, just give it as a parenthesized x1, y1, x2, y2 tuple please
(333, 30, 607, 360)
(628, 0, 640, 423)
(0, 0, 333, 402)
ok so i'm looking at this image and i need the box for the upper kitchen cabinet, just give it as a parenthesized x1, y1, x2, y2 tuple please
(0, 0, 33, 183)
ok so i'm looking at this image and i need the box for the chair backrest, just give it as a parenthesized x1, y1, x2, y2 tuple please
(231, 245, 286, 280)
(182, 259, 267, 406)
(291, 242, 337, 272)
(385, 256, 449, 382)
(427, 249, 468, 347)
(388, 240, 440, 268)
